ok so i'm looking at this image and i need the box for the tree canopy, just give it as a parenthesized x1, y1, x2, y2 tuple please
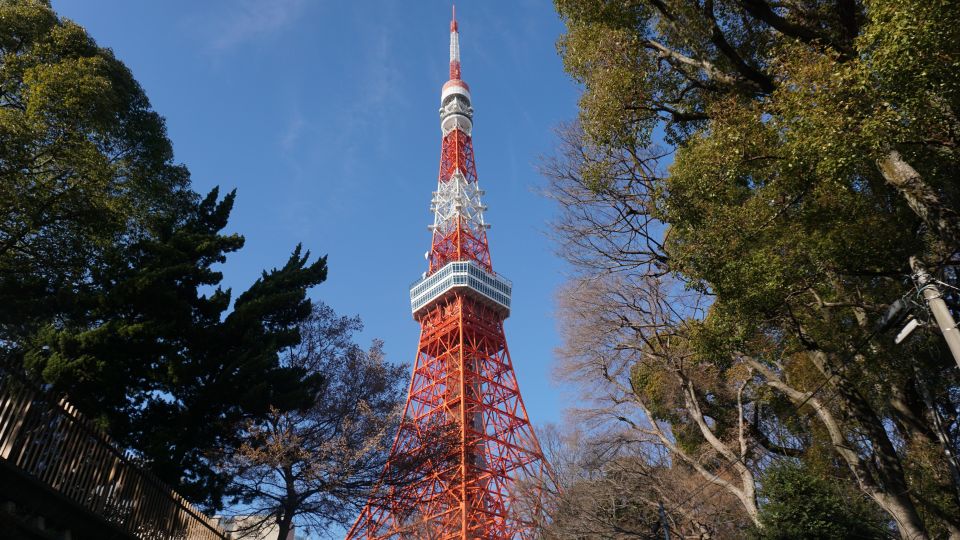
(751, 461, 886, 540)
(0, 0, 326, 508)
(548, 0, 960, 537)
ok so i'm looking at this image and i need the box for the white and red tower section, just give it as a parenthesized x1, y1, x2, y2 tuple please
(347, 9, 548, 540)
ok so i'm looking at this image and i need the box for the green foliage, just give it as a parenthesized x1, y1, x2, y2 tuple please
(553, 0, 960, 536)
(0, 0, 327, 507)
(752, 461, 888, 539)
(0, 0, 191, 333)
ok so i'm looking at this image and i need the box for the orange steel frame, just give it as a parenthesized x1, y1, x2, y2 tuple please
(347, 117, 547, 540)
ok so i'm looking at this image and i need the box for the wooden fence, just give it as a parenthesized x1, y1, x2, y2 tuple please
(0, 370, 229, 540)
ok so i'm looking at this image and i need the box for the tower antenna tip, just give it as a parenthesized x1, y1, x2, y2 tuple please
(451, 4, 458, 32)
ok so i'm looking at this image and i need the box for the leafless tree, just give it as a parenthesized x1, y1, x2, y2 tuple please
(541, 123, 671, 278)
(220, 303, 407, 539)
(554, 270, 765, 529)
(514, 424, 749, 539)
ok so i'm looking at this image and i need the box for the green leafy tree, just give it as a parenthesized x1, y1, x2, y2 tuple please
(751, 461, 888, 539)
(0, 0, 192, 334)
(550, 0, 960, 538)
(0, 0, 327, 507)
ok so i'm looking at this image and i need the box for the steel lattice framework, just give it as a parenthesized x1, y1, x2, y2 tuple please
(346, 9, 549, 540)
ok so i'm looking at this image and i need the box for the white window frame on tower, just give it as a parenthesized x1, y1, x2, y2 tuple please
(409, 260, 512, 317)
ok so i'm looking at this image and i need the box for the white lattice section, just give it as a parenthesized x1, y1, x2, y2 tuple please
(450, 27, 460, 64)
(429, 170, 488, 237)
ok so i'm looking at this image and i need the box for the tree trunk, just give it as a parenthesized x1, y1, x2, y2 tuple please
(629, 386, 759, 527)
(806, 351, 930, 540)
(680, 378, 760, 524)
(276, 513, 294, 540)
(277, 464, 296, 540)
(746, 354, 930, 539)
(871, 491, 932, 540)
(813, 392, 929, 540)
(878, 149, 960, 253)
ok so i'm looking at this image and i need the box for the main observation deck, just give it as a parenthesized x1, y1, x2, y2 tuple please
(410, 260, 512, 319)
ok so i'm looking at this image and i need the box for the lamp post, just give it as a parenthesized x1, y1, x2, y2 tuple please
(910, 257, 960, 370)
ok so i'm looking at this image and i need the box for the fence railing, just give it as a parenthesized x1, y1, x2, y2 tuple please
(0, 369, 229, 540)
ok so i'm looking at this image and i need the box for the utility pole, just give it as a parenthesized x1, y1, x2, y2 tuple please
(911, 257, 960, 370)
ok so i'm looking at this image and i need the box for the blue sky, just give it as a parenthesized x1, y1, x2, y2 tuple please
(50, 0, 579, 438)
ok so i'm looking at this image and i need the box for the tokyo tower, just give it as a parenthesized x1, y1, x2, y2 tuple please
(346, 8, 549, 540)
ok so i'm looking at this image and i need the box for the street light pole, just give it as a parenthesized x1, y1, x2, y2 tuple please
(911, 257, 960, 370)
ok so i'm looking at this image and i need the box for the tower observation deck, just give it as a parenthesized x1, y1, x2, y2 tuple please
(346, 8, 550, 540)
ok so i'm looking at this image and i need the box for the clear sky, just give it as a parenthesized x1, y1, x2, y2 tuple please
(49, 0, 579, 444)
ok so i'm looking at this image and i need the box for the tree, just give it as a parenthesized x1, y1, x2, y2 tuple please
(549, 0, 960, 538)
(0, 0, 191, 337)
(222, 303, 407, 539)
(552, 262, 762, 535)
(0, 0, 327, 507)
(520, 425, 750, 539)
(751, 460, 888, 539)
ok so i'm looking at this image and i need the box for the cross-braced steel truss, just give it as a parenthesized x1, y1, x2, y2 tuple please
(347, 295, 549, 539)
(346, 10, 550, 539)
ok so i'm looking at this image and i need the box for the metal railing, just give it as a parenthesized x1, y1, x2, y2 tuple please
(0, 369, 229, 539)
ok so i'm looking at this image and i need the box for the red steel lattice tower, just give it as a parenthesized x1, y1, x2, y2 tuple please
(346, 8, 548, 540)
